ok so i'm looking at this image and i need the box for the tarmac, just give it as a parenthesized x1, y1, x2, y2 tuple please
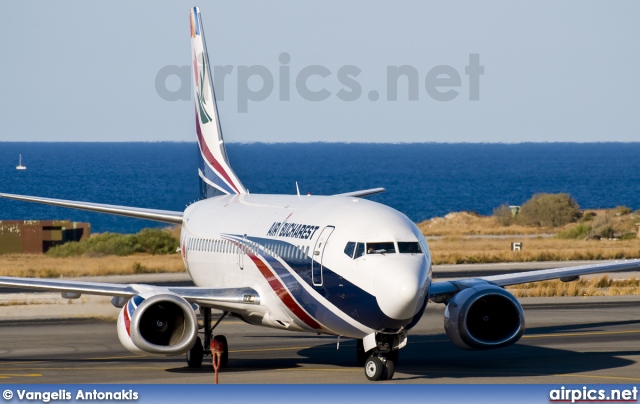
(0, 261, 639, 383)
(0, 295, 638, 383)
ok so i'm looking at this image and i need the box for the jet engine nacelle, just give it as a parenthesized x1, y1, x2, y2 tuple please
(116, 291, 198, 355)
(444, 283, 525, 350)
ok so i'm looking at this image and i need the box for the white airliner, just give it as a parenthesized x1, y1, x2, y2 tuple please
(1, 7, 639, 381)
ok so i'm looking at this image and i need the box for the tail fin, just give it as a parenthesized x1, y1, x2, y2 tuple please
(190, 7, 247, 199)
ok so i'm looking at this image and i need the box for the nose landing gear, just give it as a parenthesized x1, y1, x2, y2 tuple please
(357, 334, 402, 381)
(364, 355, 395, 381)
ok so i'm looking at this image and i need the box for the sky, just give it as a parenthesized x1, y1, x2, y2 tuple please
(0, 1, 638, 143)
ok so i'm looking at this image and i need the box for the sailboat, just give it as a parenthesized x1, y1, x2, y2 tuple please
(16, 154, 26, 170)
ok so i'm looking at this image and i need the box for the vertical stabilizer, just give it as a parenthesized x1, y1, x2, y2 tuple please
(190, 7, 247, 198)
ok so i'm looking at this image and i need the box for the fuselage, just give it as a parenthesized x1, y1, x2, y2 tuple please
(180, 193, 432, 339)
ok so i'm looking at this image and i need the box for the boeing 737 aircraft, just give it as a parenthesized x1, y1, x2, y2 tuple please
(1, 7, 639, 381)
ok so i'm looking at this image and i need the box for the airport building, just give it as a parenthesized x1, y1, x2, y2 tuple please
(0, 220, 90, 254)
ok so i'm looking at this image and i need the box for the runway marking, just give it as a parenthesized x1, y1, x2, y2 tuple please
(0, 366, 162, 372)
(0, 373, 42, 379)
(524, 330, 640, 339)
(559, 373, 640, 382)
(230, 343, 342, 354)
(231, 346, 312, 353)
(0, 361, 45, 365)
(264, 367, 359, 373)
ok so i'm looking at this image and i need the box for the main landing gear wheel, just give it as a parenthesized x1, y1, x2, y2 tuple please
(186, 336, 204, 368)
(186, 308, 230, 369)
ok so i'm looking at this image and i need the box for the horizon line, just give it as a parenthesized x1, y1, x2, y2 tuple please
(1, 141, 640, 145)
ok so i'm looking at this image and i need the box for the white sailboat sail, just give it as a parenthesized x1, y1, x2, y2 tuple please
(16, 154, 26, 170)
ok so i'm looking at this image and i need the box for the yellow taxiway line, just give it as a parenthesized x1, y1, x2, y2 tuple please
(523, 329, 640, 339)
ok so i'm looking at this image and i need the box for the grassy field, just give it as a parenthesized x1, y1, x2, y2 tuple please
(418, 212, 557, 236)
(0, 254, 185, 278)
(506, 275, 640, 298)
(420, 208, 640, 264)
(429, 237, 640, 265)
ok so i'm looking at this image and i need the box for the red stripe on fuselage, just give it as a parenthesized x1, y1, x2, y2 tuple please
(194, 109, 241, 194)
(247, 253, 323, 331)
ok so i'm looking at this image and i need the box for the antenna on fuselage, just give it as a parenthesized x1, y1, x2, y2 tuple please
(296, 182, 301, 198)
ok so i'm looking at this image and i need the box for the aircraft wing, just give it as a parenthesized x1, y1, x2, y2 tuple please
(429, 259, 640, 298)
(0, 276, 260, 308)
(0, 193, 183, 224)
(334, 188, 386, 198)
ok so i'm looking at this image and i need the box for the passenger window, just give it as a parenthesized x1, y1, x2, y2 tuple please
(344, 242, 356, 258)
(366, 242, 396, 254)
(354, 242, 365, 259)
(398, 242, 422, 254)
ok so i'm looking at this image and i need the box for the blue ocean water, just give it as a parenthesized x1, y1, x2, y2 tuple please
(1, 142, 639, 233)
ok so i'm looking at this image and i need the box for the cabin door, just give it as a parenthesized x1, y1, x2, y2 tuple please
(311, 226, 334, 286)
(238, 234, 246, 270)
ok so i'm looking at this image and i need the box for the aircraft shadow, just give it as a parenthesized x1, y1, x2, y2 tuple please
(166, 322, 640, 380)
(525, 318, 640, 335)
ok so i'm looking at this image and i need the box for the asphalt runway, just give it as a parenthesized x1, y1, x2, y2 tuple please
(1, 297, 639, 384)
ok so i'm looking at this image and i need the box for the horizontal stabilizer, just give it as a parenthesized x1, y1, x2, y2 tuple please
(334, 188, 386, 198)
(0, 193, 183, 224)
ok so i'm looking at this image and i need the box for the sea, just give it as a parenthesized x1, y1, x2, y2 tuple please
(1, 142, 639, 234)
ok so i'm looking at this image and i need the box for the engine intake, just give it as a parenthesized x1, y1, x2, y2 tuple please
(117, 292, 198, 355)
(444, 284, 524, 350)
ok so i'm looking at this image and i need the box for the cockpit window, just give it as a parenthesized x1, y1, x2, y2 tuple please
(354, 242, 365, 259)
(344, 242, 356, 258)
(398, 242, 422, 254)
(366, 242, 396, 254)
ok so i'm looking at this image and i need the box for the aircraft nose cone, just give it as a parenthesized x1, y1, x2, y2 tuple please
(375, 256, 428, 320)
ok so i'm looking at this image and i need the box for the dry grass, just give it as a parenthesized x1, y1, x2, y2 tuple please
(418, 212, 557, 236)
(1, 216, 638, 278)
(0, 254, 185, 278)
(420, 208, 640, 264)
(507, 275, 640, 297)
(429, 237, 640, 264)
(418, 208, 640, 239)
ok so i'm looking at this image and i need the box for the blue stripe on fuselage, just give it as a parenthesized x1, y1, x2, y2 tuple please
(223, 234, 363, 336)
(237, 235, 415, 333)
